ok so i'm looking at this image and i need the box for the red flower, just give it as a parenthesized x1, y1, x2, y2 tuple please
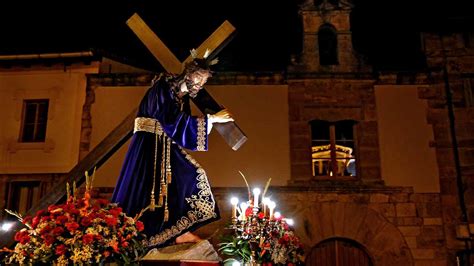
(36, 209, 47, 217)
(44, 234, 55, 246)
(39, 225, 52, 235)
(31, 216, 40, 228)
(56, 215, 69, 225)
(105, 216, 118, 227)
(22, 216, 32, 226)
(40, 216, 51, 222)
(95, 198, 109, 206)
(65, 222, 79, 232)
(258, 212, 265, 219)
(103, 250, 111, 258)
(82, 234, 95, 245)
(63, 203, 80, 215)
(245, 207, 253, 217)
(109, 207, 122, 218)
(14, 231, 30, 244)
(76, 199, 87, 208)
(52, 226, 65, 236)
(81, 217, 92, 227)
(136, 221, 144, 232)
(121, 241, 129, 248)
(55, 244, 67, 255)
(48, 205, 60, 212)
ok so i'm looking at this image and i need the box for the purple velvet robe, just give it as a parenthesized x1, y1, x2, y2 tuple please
(111, 76, 220, 247)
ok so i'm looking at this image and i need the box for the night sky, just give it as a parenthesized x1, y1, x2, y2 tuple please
(0, 0, 472, 72)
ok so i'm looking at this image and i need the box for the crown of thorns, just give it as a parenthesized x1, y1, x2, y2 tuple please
(184, 49, 219, 73)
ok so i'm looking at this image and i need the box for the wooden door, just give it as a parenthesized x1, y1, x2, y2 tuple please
(306, 238, 373, 266)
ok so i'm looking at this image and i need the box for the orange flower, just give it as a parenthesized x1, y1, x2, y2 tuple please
(109, 239, 119, 253)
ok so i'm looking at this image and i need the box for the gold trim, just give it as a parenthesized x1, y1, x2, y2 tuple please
(196, 117, 206, 151)
(134, 117, 163, 135)
(147, 148, 217, 247)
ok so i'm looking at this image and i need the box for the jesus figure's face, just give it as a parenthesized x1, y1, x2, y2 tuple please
(185, 70, 211, 97)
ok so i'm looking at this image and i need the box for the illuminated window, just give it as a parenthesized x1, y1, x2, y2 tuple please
(310, 120, 357, 177)
(20, 99, 49, 142)
(318, 24, 339, 65)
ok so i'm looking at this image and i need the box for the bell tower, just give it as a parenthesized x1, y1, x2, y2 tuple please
(291, 0, 369, 73)
(287, 0, 379, 184)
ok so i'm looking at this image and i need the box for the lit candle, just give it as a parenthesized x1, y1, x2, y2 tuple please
(268, 201, 276, 220)
(239, 202, 248, 220)
(262, 197, 270, 217)
(253, 188, 261, 207)
(230, 197, 239, 219)
(274, 211, 281, 220)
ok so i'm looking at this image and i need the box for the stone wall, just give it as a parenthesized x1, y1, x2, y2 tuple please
(421, 32, 474, 264)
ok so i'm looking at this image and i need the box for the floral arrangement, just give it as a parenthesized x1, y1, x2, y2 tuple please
(3, 170, 147, 265)
(218, 173, 305, 265)
(219, 215, 305, 265)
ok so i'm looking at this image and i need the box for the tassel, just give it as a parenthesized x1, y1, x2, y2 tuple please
(164, 206, 169, 222)
(150, 195, 156, 211)
(161, 183, 167, 196)
(158, 194, 164, 207)
(166, 171, 172, 184)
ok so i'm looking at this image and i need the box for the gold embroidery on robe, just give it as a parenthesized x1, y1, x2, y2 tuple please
(146, 147, 217, 247)
(196, 117, 206, 151)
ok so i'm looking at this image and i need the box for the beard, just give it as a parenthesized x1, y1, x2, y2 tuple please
(185, 80, 201, 98)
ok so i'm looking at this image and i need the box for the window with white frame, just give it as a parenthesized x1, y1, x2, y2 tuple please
(19, 99, 49, 142)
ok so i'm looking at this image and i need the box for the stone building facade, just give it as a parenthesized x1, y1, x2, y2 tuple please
(279, 0, 472, 265)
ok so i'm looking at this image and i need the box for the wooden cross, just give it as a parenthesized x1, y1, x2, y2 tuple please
(127, 13, 247, 150)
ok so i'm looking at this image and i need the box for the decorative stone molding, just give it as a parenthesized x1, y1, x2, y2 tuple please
(7, 138, 55, 153)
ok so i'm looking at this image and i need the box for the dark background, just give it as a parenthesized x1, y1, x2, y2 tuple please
(0, 0, 472, 71)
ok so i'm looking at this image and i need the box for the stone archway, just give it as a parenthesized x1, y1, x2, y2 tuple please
(299, 202, 413, 266)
